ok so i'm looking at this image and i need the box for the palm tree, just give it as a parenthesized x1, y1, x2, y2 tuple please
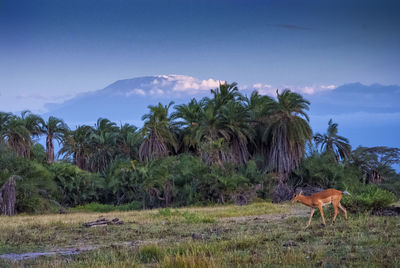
(173, 82, 254, 166)
(20, 111, 44, 139)
(42, 116, 69, 163)
(172, 98, 204, 152)
(0, 111, 44, 158)
(119, 124, 142, 160)
(194, 102, 231, 166)
(0, 112, 12, 138)
(314, 119, 351, 162)
(219, 100, 254, 165)
(0, 115, 31, 158)
(59, 125, 93, 170)
(139, 102, 178, 161)
(87, 118, 120, 173)
(263, 89, 312, 179)
(200, 82, 249, 165)
(209, 82, 241, 110)
(243, 91, 276, 158)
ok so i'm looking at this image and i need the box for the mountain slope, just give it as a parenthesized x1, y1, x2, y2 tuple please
(45, 75, 220, 127)
(45, 77, 400, 149)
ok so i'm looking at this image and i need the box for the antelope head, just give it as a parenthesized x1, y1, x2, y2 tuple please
(291, 190, 303, 203)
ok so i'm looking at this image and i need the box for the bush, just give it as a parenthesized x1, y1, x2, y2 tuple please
(30, 143, 46, 164)
(0, 146, 60, 213)
(380, 174, 400, 199)
(342, 184, 396, 211)
(50, 162, 105, 206)
(294, 152, 359, 188)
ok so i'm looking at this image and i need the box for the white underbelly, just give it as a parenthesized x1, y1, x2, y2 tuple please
(322, 201, 332, 206)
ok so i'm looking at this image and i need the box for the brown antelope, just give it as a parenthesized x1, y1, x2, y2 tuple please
(291, 189, 349, 228)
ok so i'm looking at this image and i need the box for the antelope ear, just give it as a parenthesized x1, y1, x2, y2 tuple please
(299, 190, 303, 195)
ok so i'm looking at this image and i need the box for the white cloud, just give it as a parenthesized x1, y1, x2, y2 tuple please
(250, 83, 275, 95)
(300, 86, 315, 94)
(320, 85, 336, 90)
(126, 88, 146, 96)
(296, 85, 337, 94)
(170, 75, 221, 93)
(247, 83, 338, 97)
(149, 88, 164, 96)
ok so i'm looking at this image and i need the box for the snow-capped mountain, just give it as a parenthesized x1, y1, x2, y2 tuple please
(45, 75, 222, 127)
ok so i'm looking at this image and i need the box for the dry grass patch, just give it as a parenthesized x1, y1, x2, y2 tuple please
(1, 202, 399, 267)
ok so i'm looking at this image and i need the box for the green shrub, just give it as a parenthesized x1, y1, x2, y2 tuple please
(380, 174, 400, 199)
(50, 162, 105, 206)
(294, 152, 359, 188)
(342, 184, 396, 211)
(30, 143, 47, 164)
(0, 146, 60, 213)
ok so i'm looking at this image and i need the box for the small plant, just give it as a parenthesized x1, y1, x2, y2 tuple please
(137, 244, 165, 263)
(181, 211, 216, 223)
(154, 208, 216, 223)
(155, 208, 181, 217)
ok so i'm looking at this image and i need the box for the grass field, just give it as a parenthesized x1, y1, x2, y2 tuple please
(0, 201, 399, 267)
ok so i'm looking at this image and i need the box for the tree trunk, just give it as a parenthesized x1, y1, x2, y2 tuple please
(0, 176, 17, 216)
(164, 181, 172, 207)
(46, 134, 54, 163)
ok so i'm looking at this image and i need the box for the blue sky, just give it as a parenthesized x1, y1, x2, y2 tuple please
(0, 0, 399, 151)
(1, 0, 399, 107)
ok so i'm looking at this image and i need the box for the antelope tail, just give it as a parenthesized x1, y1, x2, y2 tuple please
(342, 190, 351, 195)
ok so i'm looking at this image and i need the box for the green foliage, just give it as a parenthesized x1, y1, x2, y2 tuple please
(72, 201, 142, 212)
(263, 90, 312, 177)
(294, 151, 359, 188)
(139, 102, 178, 161)
(351, 146, 400, 184)
(2, 85, 397, 214)
(0, 145, 60, 213)
(342, 184, 396, 211)
(314, 119, 351, 162)
(16, 162, 60, 213)
(294, 149, 398, 211)
(380, 174, 400, 198)
(30, 143, 46, 163)
(49, 162, 105, 206)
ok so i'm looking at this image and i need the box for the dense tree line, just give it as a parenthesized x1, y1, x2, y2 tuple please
(0, 83, 399, 212)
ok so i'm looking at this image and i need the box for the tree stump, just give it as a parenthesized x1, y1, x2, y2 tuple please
(0, 175, 18, 216)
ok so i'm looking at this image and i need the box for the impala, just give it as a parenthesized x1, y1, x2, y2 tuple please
(291, 189, 349, 228)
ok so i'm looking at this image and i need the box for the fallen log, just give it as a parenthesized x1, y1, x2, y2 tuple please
(82, 218, 124, 227)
